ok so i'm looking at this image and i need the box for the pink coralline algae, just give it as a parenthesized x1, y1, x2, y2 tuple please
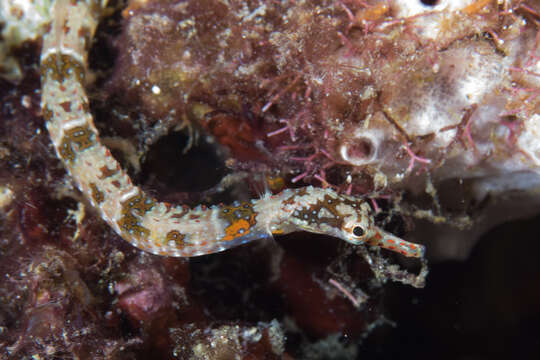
(1, 0, 540, 359)
(113, 0, 540, 191)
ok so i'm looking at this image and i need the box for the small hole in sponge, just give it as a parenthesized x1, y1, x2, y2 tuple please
(340, 136, 376, 165)
(350, 138, 373, 159)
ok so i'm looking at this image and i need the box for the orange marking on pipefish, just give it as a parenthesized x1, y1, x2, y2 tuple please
(222, 219, 253, 241)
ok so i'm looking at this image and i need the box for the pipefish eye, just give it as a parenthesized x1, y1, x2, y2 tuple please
(352, 226, 365, 237)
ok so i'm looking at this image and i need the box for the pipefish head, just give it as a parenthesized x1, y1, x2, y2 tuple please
(285, 189, 377, 244)
(284, 188, 424, 258)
